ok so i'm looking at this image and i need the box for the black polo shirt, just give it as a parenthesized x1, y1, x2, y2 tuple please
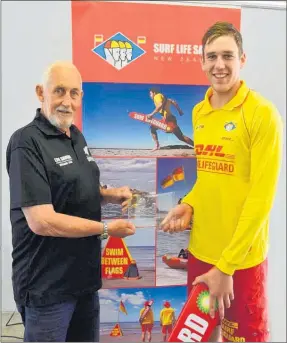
(6, 109, 102, 306)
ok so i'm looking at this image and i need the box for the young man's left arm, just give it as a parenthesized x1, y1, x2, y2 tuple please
(216, 103, 283, 276)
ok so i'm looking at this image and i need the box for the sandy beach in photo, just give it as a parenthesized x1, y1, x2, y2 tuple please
(98, 286, 187, 342)
(101, 245, 156, 288)
(91, 146, 195, 158)
(100, 322, 165, 342)
(100, 331, 163, 342)
(102, 268, 155, 289)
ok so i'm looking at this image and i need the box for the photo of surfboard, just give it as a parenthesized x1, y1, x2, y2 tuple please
(82, 82, 208, 157)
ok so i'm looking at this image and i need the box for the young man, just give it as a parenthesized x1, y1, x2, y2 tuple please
(161, 22, 283, 342)
(147, 88, 194, 151)
(6, 61, 136, 342)
(160, 301, 176, 342)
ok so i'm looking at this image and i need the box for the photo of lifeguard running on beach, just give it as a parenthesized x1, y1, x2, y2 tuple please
(146, 87, 194, 151)
(82, 82, 208, 157)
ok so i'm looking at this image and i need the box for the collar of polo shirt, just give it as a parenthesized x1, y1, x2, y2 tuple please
(34, 108, 77, 137)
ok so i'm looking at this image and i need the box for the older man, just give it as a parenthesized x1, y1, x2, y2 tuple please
(6, 61, 135, 342)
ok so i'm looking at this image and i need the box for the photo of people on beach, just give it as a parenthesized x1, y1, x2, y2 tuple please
(99, 285, 187, 342)
(69, 2, 243, 342)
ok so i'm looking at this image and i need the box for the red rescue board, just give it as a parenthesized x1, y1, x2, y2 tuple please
(168, 283, 219, 342)
(129, 112, 176, 133)
(139, 300, 154, 324)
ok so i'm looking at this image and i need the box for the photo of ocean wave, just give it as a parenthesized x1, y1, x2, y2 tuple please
(102, 195, 157, 220)
(127, 246, 155, 270)
(95, 158, 157, 220)
(156, 230, 190, 286)
(102, 246, 155, 289)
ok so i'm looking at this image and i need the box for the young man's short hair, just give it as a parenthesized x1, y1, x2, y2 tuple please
(202, 21, 243, 57)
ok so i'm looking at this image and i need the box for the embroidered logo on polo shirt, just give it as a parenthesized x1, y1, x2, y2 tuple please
(224, 122, 236, 131)
(83, 146, 95, 162)
(195, 124, 205, 130)
(54, 155, 73, 167)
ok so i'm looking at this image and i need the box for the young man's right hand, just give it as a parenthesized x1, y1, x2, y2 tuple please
(107, 219, 136, 238)
(160, 203, 193, 233)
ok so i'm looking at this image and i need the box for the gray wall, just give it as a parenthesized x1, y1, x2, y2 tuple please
(2, 1, 286, 342)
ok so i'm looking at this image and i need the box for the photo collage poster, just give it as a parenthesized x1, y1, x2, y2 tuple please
(71, 2, 241, 341)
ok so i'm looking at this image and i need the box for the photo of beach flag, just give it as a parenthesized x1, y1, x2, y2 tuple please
(161, 175, 174, 189)
(119, 300, 128, 315)
(172, 166, 185, 181)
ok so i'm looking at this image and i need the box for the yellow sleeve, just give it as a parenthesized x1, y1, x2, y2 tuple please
(154, 93, 164, 106)
(181, 184, 197, 207)
(216, 103, 283, 275)
(160, 309, 163, 322)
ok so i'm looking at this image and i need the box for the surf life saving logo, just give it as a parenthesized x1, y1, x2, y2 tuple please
(92, 32, 146, 70)
(224, 122, 236, 131)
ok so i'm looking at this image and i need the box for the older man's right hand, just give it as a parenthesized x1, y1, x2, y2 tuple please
(107, 219, 136, 238)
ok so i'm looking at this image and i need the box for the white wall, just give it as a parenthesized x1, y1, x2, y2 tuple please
(2, 1, 286, 342)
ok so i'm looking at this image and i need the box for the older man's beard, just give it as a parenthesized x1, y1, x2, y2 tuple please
(47, 106, 74, 130)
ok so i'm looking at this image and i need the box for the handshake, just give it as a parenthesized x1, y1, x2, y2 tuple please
(102, 185, 193, 239)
